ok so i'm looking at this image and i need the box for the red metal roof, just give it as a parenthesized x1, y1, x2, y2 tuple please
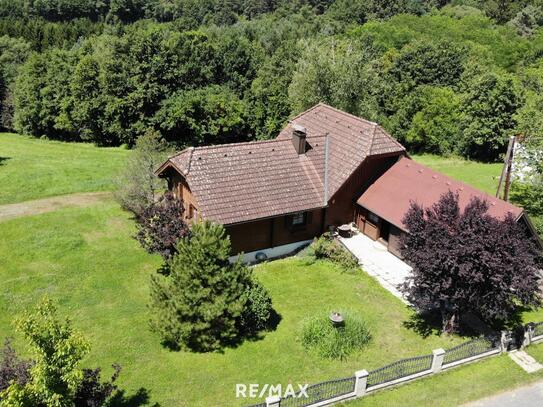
(156, 103, 405, 225)
(357, 156, 524, 231)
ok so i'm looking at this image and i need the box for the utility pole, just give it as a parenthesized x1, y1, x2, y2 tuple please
(496, 136, 516, 201)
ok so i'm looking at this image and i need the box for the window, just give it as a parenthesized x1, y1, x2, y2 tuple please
(368, 212, 380, 224)
(291, 212, 306, 226)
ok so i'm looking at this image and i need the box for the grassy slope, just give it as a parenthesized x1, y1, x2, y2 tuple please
(0, 133, 130, 205)
(0, 202, 465, 406)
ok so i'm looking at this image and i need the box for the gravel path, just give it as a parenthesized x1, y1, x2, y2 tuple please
(0, 192, 112, 222)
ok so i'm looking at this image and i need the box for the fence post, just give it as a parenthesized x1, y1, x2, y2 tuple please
(500, 331, 510, 353)
(523, 324, 532, 348)
(431, 348, 446, 373)
(266, 396, 280, 407)
(354, 370, 369, 397)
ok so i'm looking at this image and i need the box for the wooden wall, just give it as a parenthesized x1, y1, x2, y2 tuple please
(168, 170, 200, 222)
(325, 154, 403, 227)
(226, 208, 324, 254)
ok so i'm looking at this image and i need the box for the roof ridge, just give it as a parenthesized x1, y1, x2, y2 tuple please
(189, 138, 292, 152)
(316, 102, 378, 127)
(286, 103, 323, 123)
(185, 147, 194, 176)
(168, 147, 192, 160)
(368, 123, 377, 155)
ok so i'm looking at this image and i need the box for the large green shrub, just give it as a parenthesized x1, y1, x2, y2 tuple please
(310, 234, 359, 271)
(300, 311, 371, 360)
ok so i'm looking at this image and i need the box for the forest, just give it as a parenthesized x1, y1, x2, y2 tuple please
(0, 0, 542, 163)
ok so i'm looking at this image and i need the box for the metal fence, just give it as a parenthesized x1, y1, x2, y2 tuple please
(279, 376, 355, 407)
(366, 354, 433, 388)
(247, 320, 543, 407)
(443, 336, 498, 366)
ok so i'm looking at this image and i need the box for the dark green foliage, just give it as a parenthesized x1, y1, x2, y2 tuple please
(300, 310, 371, 359)
(239, 281, 273, 334)
(459, 70, 521, 161)
(2, 1, 543, 161)
(155, 85, 249, 146)
(149, 221, 273, 351)
(406, 87, 461, 154)
(401, 191, 542, 333)
(310, 234, 359, 271)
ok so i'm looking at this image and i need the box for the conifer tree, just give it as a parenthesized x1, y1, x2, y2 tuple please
(149, 221, 270, 352)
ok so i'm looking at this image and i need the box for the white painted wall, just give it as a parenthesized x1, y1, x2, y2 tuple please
(229, 239, 313, 264)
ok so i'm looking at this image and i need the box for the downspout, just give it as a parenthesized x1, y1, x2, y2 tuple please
(321, 133, 330, 234)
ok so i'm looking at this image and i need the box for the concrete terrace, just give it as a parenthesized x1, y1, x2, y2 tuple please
(339, 232, 412, 304)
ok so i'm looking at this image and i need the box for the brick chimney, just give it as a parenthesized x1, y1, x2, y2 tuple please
(292, 124, 307, 155)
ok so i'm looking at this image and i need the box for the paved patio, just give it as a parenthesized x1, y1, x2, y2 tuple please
(338, 232, 412, 304)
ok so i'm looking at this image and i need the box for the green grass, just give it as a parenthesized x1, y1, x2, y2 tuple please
(345, 354, 543, 407)
(412, 154, 503, 195)
(526, 341, 543, 363)
(0, 133, 130, 204)
(0, 202, 465, 406)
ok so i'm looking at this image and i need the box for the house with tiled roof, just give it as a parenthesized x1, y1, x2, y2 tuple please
(155, 103, 541, 261)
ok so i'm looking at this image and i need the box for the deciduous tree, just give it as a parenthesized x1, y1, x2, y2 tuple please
(134, 191, 189, 260)
(401, 191, 541, 333)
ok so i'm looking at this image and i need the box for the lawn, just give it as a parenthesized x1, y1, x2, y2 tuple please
(0, 201, 465, 406)
(1, 137, 540, 406)
(412, 154, 503, 196)
(0, 133, 130, 204)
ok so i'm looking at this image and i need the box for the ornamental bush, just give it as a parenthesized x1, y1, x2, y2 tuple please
(301, 311, 371, 360)
(239, 281, 273, 334)
(310, 234, 359, 271)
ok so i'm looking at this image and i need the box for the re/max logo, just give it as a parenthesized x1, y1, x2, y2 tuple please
(235, 383, 309, 399)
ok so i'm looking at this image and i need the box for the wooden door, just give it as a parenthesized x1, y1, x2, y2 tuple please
(363, 211, 380, 241)
(354, 206, 366, 231)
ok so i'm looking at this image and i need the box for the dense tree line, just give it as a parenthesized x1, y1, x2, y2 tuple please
(1, 1, 543, 160)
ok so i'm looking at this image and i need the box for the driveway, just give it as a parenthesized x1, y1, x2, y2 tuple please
(0, 192, 111, 222)
(338, 232, 412, 304)
(463, 380, 543, 407)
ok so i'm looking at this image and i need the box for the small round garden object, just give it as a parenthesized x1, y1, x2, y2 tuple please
(301, 310, 371, 360)
(329, 311, 344, 327)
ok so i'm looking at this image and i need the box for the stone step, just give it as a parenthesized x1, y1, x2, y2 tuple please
(509, 350, 543, 373)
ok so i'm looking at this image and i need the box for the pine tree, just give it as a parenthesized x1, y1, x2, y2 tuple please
(149, 221, 257, 352)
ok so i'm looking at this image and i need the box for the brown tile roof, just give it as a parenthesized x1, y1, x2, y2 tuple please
(357, 156, 524, 231)
(156, 103, 405, 225)
(277, 103, 405, 198)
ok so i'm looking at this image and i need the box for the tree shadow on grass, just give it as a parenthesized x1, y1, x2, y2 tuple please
(403, 309, 481, 338)
(161, 309, 283, 353)
(108, 387, 160, 407)
(402, 310, 444, 338)
(0, 156, 10, 166)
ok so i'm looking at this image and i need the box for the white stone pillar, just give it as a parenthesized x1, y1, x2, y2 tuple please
(354, 370, 369, 397)
(501, 331, 510, 353)
(266, 396, 281, 407)
(431, 348, 446, 373)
